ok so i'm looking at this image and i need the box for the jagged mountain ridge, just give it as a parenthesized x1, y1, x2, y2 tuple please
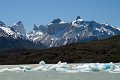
(27, 16, 120, 47)
(0, 20, 46, 49)
(0, 21, 23, 39)
(0, 16, 120, 48)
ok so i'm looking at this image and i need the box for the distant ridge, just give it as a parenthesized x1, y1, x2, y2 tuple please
(27, 16, 120, 47)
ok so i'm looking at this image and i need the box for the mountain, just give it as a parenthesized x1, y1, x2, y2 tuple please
(0, 22, 22, 39)
(12, 21, 26, 37)
(0, 20, 46, 49)
(27, 16, 120, 47)
(0, 35, 120, 64)
(0, 17, 120, 49)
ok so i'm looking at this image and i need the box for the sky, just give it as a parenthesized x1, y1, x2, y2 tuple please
(0, 0, 120, 32)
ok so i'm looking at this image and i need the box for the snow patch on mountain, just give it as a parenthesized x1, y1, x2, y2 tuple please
(0, 27, 15, 35)
(72, 16, 83, 27)
(116, 27, 120, 30)
(0, 26, 22, 39)
(27, 30, 43, 42)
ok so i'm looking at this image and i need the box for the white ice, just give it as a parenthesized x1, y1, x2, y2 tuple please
(0, 61, 120, 73)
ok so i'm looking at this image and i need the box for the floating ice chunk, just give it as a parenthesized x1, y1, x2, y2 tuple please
(32, 65, 45, 71)
(7, 67, 23, 72)
(0, 68, 9, 72)
(39, 61, 46, 65)
(55, 68, 67, 72)
(0, 61, 119, 73)
(41, 65, 51, 71)
(48, 61, 69, 71)
(0, 67, 24, 72)
(19, 66, 32, 70)
(32, 65, 50, 71)
(111, 68, 120, 73)
(87, 62, 116, 72)
(57, 61, 62, 65)
(73, 64, 89, 69)
(48, 66, 57, 71)
(56, 61, 69, 68)
(65, 70, 79, 73)
(101, 62, 115, 71)
(33, 61, 50, 71)
(25, 67, 33, 71)
(18, 66, 33, 72)
(72, 64, 91, 72)
(89, 63, 100, 71)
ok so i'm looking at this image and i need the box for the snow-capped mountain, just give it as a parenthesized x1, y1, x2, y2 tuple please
(27, 24, 46, 42)
(27, 16, 120, 47)
(0, 20, 22, 38)
(0, 20, 46, 49)
(116, 27, 120, 30)
(12, 21, 26, 37)
(1, 17, 120, 49)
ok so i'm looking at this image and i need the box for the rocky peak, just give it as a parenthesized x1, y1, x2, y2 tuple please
(51, 18, 62, 24)
(17, 21, 22, 25)
(12, 21, 26, 36)
(33, 24, 39, 31)
(0, 20, 6, 27)
(72, 16, 83, 27)
(76, 16, 83, 21)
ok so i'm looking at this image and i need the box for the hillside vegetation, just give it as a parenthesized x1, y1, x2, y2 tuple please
(0, 35, 120, 64)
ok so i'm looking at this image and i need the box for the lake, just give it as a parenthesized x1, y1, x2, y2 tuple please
(0, 71, 120, 80)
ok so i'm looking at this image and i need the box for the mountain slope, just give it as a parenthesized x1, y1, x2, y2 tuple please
(0, 35, 120, 64)
(27, 16, 120, 47)
(0, 26, 22, 39)
(0, 37, 46, 49)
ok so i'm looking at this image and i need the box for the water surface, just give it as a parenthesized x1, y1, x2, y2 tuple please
(0, 71, 119, 80)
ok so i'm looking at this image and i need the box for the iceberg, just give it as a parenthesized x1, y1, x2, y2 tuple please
(0, 61, 120, 73)
(39, 61, 46, 65)
(47, 61, 69, 71)
(89, 63, 100, 71)
(19, 66, 33, 72)
(103, 62, 115, 70)
(72, 64, 91, 72)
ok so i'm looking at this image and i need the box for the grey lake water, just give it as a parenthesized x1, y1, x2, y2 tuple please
(0, 71, 120, 80)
